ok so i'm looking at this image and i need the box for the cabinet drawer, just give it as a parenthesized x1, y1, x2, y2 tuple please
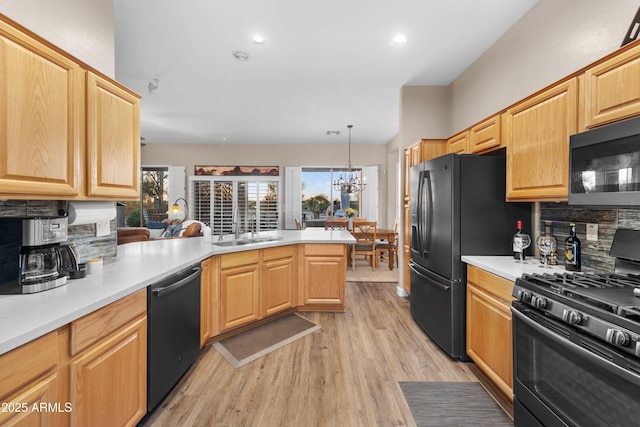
(70, 289, 146, 356)
(262, 245, 296, 261)
(0, 331, 58, 400)
(304, 244, 344, 256)
(467, 266, 514, 303)
(220, 250, 260, 269)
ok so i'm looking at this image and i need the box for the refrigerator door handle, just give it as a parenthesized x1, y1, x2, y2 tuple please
(409, 263, 450, 291)
(420, 170, 433, 256)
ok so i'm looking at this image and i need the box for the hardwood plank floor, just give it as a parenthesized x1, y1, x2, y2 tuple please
(141, 282, 480, 426)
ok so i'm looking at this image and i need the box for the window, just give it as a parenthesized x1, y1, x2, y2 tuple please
(189, 176, 281, 235)
(301, 168, 361, 225)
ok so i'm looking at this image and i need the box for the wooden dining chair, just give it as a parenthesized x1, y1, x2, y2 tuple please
(294, 218, 303, 230)
(351, 220, 377, 271)
(325, 217, 347, 230)
(375, 218, 398, 268)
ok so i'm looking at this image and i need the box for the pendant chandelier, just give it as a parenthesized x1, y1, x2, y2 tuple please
(333, 125, 365, 194)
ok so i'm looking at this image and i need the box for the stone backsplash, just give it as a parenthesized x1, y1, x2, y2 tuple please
(0, 200, 117, 287)
(539, 202, 640, 272)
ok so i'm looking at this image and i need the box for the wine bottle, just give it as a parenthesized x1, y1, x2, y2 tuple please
(513, 220, 525, 260)
(565, 223, 581, 271)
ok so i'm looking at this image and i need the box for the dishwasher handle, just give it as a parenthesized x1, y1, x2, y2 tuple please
(151, 266, 202, 297)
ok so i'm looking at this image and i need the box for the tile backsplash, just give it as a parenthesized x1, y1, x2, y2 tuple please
(0, 200, 117, 287)
(539, 202, 640, 272)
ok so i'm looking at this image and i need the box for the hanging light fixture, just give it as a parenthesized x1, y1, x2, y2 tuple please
(333, 125, 365, 194)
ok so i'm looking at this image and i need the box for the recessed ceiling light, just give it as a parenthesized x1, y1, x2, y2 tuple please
(252, 35, 265, 45)
(232, 51, 249, 61)
(391, 34, 408, 46)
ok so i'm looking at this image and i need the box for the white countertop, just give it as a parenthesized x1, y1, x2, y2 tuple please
(462, 255, 567, 282)
(0, 229, 355, 356)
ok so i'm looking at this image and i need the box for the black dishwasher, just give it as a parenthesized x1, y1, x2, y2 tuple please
(147, 264, 201, 411)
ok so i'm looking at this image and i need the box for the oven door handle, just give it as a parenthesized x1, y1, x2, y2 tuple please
(512, 308, 640, 387)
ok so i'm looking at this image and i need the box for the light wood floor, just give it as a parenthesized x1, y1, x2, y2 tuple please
(141, 282, 480, 426)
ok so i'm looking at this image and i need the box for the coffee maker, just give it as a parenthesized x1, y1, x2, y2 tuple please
(19, 217, 78, 293)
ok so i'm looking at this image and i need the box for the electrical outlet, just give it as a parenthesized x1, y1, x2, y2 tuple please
(96, 221, 110, 237)
(586, 223, 598, 241)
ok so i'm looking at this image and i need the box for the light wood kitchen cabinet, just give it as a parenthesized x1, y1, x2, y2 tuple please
(582, 41, 640, 130)
(0, 17, 83, 199)
(200, 256, 220, 347)
(0, 14, 140, 201)
(220, 250, 262, 331)
(262, 245, 297, 317)
(300, 244, 346, 310)
(85, 72, 140, 199)
(466, 266, 514, 400)
(504, 77, 578, 201)
(447, 130, 469, 154)
(68, 289, 147, 427)
(0, 331, 62, 426)
(470, 114, 502, 153)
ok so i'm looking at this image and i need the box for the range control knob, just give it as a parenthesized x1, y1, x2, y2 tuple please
(531, 296, 547, 309)
(606, 329, 629, 347)
(517, 290, 532, 303)
(562, 309, 582, 325)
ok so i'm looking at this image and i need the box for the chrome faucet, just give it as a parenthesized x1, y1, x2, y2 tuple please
(233, 206, 240, 239)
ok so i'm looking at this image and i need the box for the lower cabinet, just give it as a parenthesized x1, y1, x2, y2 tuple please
(466, 265, 514, 400)
(68, 289, 147, 427)
(0, 331, 62, 426)
(69, 317, 147, 427)
(262, 246, 297, 317)
(300, 244, 346, 310)
(219, 250, 261, 332)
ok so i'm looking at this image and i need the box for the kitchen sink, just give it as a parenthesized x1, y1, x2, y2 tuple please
(212, 236, 283, 247)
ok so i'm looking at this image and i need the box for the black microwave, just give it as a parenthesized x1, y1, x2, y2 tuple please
(569, 115, 640, 206)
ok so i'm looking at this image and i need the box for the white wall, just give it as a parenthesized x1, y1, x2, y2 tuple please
(0, 0, 115, 78)
(450, 0, 639, 133)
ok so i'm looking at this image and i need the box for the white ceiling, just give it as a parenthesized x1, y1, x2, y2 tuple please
(114, 0, 538, 145)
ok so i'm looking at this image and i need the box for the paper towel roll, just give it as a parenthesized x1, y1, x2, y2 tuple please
(68, 202, 117, 226)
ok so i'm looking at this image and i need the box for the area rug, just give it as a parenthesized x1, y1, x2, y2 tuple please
(400, 382, 512, 426)
(213, 314, 320, 368)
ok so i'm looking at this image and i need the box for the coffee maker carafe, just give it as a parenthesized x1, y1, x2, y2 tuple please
(19, 217, 75, 293)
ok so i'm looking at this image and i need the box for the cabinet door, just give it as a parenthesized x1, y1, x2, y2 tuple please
(0, 331, 61, 426)
(302, 244, 346, 310)
(466, 266, 514, 399)
(200, 256, 220, 347)
(69, 317, 147, 427)
(0, 20, 82, 198)
(447, 130, 469, 154)
(262, 246, 296, 317)
(505, 78, 577, 201)
(403, 147, 411, 201)
(403, 202, 411, 295)
(470, 115, 501, 153)
(419, 139, 447, 162)
(583, 42, 640, 129)
(220, 261, 261, 331)
(86, 72, 140, 199)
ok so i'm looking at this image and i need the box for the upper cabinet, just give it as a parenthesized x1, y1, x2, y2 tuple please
(0, 18, 83, 198)
(86, 73, 140, 199)
(582, 42, 640, 130)
(0, 15, 140, 201)
(447, 130, 469, 154)
(504, 78, 578, 202)
(470, 114, 502, 154)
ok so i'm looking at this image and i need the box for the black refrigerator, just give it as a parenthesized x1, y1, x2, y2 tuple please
(409, 153, 530, 360)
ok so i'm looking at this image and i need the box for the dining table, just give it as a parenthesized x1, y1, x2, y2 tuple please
(350, 227, 397, 270)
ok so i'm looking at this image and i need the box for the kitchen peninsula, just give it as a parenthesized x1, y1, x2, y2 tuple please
(0, 228, 355, 355)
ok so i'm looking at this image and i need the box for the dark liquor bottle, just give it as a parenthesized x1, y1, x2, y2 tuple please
(513, 220, 525, 260)
(565, 223, 581, 271)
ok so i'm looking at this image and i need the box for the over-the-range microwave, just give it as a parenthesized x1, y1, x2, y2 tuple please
(569, 115, 640, 206)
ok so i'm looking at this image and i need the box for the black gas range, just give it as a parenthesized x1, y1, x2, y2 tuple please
(511, 229, 640, 427)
